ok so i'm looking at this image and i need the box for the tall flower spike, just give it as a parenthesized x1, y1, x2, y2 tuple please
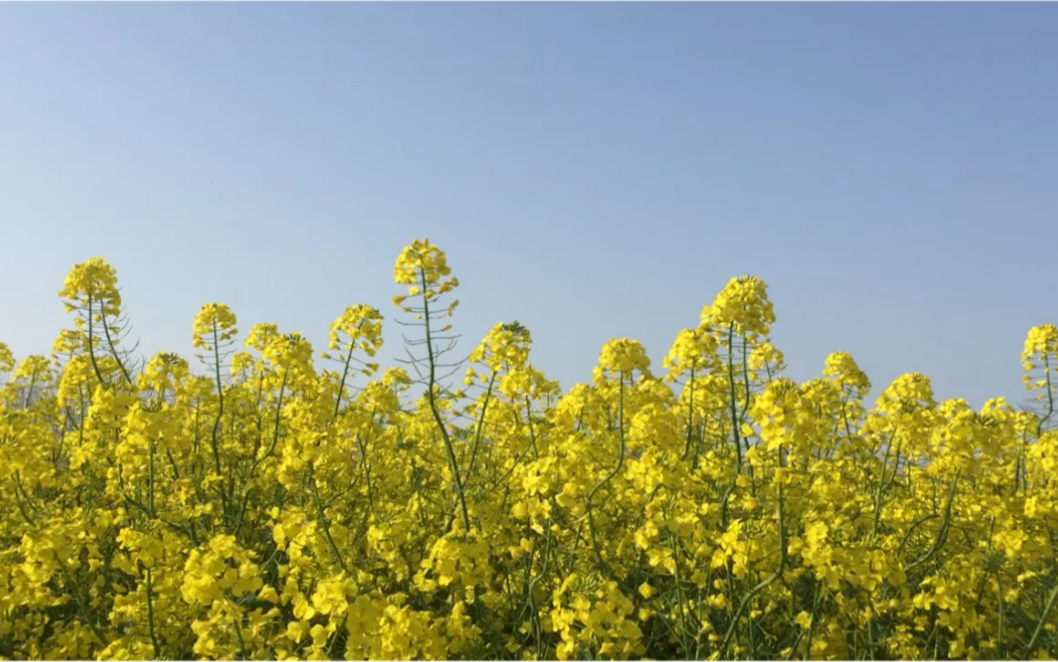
(700, 275, 775, 339)
(393, 238, 459, 303)
(470, 321, 532, 375)
(823, 351, 871, 395)
(59, 257, 123, 318)
(329, 304, 384, 357)
(1022, 324, 1058, 388)
(192, 303, 239, 352)
(662, 327, 718, 381)
(595, 338, 652, 384)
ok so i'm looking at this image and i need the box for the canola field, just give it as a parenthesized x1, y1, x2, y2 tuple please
(1, 238, 1057, 661)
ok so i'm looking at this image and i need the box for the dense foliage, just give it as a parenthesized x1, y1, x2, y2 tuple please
(1, 239, 1057, 660)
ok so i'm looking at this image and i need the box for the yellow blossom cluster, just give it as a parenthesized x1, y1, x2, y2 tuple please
(1, 240, 1057, 660)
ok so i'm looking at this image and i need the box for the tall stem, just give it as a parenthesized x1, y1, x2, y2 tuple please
(420, 269, 470, 531)
(208, 320, 230, 525)
(727, 323, 744, 472)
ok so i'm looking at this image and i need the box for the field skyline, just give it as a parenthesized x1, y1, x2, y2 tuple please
(4, 4, 1058, 408)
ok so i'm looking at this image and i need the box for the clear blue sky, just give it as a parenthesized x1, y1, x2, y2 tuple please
(2, 3, 1056, 409)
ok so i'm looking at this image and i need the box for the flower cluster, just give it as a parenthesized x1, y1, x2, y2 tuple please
(1, 241, 1057, 661)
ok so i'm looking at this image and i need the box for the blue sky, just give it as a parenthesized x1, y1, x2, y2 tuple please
(2, 3, 1056, 409)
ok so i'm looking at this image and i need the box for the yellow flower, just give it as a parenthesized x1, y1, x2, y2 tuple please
(7, 253, 1058, 662)
(701, 274, 775, 339)
(192, 302, 239, 351)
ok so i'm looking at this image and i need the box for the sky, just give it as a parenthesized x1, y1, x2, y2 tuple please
(2, 3, 1057, 410)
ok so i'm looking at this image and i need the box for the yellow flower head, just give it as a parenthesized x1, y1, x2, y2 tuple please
(470, 321, 532, 374)
(823, 351, 871, 394)
(595, 338, 652, 383)
(244, 322, 280, 352)
(662, 326, 717, 379)
(51, 328, 89, 359)
(140, 351, 191, 394)
(230, 351, 255, 380)
(262, 332, 317, 383)
(57, 354, 95, 405)
(1022, 323, 1058, 363)
(875, 372, 936, 426)
(12, 354, 54, 385)
(329, 304, 384, 357)
(499, 364, 556, 401)
(381, 366, 412, 390)
(748, 342, 786, 378)
(1022, 323, 1058, 391)
(750, 377, 807, 452)
(58, 257, 123, 318)
(0, 341, 14, 373)
(701, 275, 775, 339)
(181, 535, 262, 607)
(192, 303, 239, 351)
(393, 238, 458, 298)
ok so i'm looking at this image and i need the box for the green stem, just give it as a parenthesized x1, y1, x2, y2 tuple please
(1024, 580, 1058, 657)
(208, 320, 230, 525)
(311, 473, 349, 573)
(419, 268, 470, 532)
(145, 566, 161, 657)
(85, 294, 108, 388)
(907, 471, 960, 572)
(726, 324, 744, 472)
(463, 370, 498, 489)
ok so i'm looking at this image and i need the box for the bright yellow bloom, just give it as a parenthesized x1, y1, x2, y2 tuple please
(1, 248, 1054, 662)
